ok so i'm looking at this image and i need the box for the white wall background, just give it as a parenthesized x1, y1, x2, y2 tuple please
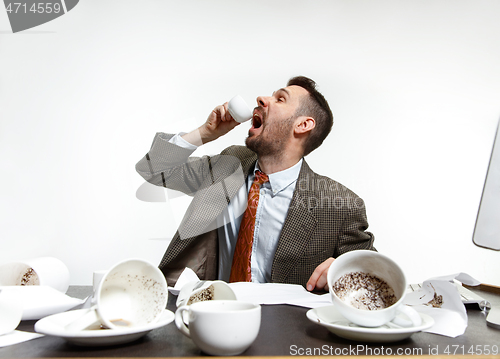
(1, 0, 499, 285)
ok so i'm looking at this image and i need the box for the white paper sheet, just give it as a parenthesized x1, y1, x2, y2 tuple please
(169, 268, 331, 308)
(0, 286, 84, 320)
(0, 330, 44, 348)
(167, 267, 199, 296)
(229, 282, 331, 308)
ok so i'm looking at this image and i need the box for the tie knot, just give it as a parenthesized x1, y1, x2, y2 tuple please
(254, 170, 269, 185)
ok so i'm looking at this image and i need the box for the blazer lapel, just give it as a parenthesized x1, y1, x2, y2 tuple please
(271, 160, 318, 283)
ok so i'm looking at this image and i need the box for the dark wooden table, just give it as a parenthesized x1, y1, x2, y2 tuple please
(1, 286, 499, 358)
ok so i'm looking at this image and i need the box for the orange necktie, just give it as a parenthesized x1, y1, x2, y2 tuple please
(229, 170, 269, 282)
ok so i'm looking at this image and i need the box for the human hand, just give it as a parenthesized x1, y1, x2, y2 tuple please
(306, 257, 335, 292)
(198, 102, 240, 143)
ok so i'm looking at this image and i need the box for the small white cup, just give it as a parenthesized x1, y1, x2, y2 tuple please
(0, 257, 70, 293)
(327, 250, 421, 328)
(0, 290, 23, 335)
(176, 280, 236, 307)
(175, 300, 261, 356)
(65, 259, 168, 331)
(228, 95, 253, 123)
(92, 270, 107, 293)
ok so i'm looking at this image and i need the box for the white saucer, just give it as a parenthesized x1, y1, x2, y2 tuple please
(306, 305, 434, 343)
(34, 309, 174, 346)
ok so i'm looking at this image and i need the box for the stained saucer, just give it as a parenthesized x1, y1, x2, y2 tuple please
(306, 305, 434, 343)
(35, 308, 174, 346)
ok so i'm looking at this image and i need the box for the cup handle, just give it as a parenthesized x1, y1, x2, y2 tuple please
(392, 305, 422, 328)
(64, 307, 101, 332)
(174, 305, 191, 338)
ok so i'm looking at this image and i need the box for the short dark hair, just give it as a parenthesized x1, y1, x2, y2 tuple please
(287, 76, 334, 156)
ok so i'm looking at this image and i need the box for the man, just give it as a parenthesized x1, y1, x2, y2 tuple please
(136, 76, 375, 292)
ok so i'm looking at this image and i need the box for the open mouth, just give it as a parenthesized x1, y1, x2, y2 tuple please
(252, 113, 263, 129)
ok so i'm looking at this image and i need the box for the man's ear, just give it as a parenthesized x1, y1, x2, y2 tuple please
(295, 116, 315, 134)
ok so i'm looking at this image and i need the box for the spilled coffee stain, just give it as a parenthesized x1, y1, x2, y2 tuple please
(110, 318, 131, 327)
(426, 283, 444, 308)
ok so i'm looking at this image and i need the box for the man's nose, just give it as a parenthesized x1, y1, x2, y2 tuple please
(256, 96, 270, 108)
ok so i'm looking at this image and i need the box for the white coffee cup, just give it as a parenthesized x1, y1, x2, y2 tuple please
(228, 95, 253, 123)
(65, 259, 168, 331)
(0, 289, 23, 335)
(175, 300, 261, 356)
(0, 257, 70, 293)
(327, 250, 421, 328)
(176, 280, 236, 307)
(92, 270, 107, 293)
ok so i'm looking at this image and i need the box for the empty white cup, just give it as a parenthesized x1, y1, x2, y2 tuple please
(175, 300, 261, 356)
(65, 259, 168, 331)
(228, 95, 253, 123)
(327, 250, 421, 328)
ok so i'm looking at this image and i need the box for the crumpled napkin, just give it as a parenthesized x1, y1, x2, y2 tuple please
(404, 273, 471, 337)
(167, 267, 199, 296)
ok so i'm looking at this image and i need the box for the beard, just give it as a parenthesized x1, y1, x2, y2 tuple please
(245, 116, 295, 158)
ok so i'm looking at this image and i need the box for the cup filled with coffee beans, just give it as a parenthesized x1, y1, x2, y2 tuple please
(327, 250, 422, 328)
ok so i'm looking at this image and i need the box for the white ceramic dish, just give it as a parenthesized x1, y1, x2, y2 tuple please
(306, 305, 434, 343)
(35, 308, 174, 346)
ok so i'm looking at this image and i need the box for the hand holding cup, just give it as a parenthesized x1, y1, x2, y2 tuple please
(227, 95, 252, 123)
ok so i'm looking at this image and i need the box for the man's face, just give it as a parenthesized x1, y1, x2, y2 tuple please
(245, 85, 308, 156)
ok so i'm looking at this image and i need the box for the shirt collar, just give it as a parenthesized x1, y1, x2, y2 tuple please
(253, 159, 303, 196)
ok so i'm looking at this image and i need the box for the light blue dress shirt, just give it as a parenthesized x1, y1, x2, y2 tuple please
(169, 134, 302, 283)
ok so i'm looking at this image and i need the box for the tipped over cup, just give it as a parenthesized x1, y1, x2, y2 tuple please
(327, 250, 422, 328)
(176, 280, 236, 307)
(65, 258, 168, 331)
(0, 290, 23, 335)
(0, 257, 70, 293)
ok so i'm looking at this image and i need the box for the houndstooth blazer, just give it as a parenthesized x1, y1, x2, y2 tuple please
(136, 133, 375, 288)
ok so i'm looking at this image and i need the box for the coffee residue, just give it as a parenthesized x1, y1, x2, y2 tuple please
(333, 272, 397, 310)
(110, 318, 131, 327)
(20, 268, 39, 286)
(425, 284, 444, 308)
(187, 284, 215, 305)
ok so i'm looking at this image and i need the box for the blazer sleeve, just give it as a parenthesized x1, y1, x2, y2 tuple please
(336, 196, 376, 256)
(135, 132, 216, 195)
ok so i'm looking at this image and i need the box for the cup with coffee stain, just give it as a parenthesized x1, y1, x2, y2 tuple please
(327, 250, 422, 328)
(65, 259, 168, 331)
(176, 280, 236, 308)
